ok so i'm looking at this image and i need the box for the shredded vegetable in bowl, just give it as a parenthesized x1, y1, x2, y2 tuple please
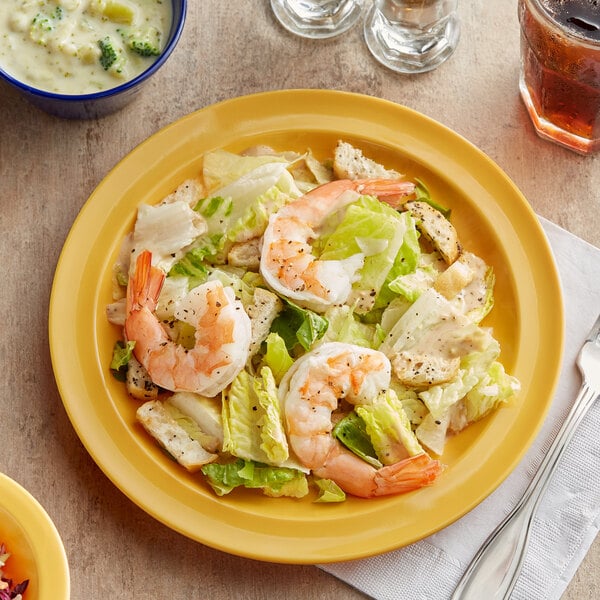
(0, 544, 28, 600)
(107, 140, 520, 502)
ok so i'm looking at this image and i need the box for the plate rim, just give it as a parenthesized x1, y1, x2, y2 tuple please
(48, 89, 564, 563)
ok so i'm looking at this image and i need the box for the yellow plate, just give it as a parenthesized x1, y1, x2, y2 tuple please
(49, 90, 563, 564)
(0, 473, 70, 599)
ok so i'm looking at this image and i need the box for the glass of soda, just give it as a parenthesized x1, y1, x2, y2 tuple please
(519, 0, 600, 155)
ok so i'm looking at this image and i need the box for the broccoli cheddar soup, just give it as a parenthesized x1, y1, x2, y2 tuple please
(0, 0, 172, 95)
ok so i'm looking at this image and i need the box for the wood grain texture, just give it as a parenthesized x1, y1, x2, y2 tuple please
(0, 2, 597, 598)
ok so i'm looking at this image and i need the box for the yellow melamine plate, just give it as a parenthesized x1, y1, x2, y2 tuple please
(49, 90, 563, 564)
(0, 473, 70, 599)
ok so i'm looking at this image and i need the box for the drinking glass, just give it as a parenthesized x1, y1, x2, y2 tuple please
(519, 0, 600, 155)
(363, 0, 460, 74)
(270, 0, 364, 39)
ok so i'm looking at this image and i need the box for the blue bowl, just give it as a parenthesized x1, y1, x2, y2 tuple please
(0, 0, 186, 119)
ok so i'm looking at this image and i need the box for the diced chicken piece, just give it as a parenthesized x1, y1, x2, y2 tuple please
(405, 201, 461, 264)
(136, 400, 217, 472)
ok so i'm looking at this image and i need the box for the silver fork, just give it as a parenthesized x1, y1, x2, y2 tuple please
(451, 313, 600, 600)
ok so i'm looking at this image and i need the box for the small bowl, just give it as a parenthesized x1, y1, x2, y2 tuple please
(0, 473, 70, 599)
(0, 0, 186, 119)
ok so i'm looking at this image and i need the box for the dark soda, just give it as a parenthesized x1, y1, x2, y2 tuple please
(518, 0, 600, 154)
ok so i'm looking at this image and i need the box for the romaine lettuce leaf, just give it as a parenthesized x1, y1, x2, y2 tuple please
(222, 367, 289, 465)
(131, 200, 207, 273)
(270, 298, 328, 352)
(318, 196, 416, 313)
(387, 252, 443, 302)
(372, 211, 421, 309)
(201, 458, 308, 497)
(464, 361, 520, 422)
(110, 340, 136, 381)
(313, 478, 346, 503)
(321, 304, 382, 349)
(261, 332, 294, 384)
(417, 338, 500, 419)
(332, 411, 382, 468)
(202, 149, 289, 191)
(357, 389, 423, 465)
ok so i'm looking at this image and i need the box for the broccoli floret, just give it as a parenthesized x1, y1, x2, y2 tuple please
(98, 37, 117, 70)
(121, 27, 162, 57)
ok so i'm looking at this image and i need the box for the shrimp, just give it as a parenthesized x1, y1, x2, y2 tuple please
(260, 178, 415, 312)
(125, 250, 251, 397)
(280, 341, 442, 498)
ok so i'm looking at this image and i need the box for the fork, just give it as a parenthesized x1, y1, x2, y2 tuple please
(451, 313, 600, 600)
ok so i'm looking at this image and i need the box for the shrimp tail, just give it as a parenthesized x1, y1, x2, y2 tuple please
(371, 453, 444, 498)
(355, 178, 416, 198)
(127, 250, 165, 314)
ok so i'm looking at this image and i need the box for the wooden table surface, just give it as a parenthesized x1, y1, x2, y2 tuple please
(1, 2, 598, 598)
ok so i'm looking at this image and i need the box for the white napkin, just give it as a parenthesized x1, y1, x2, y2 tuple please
(319, 217, 600, 600)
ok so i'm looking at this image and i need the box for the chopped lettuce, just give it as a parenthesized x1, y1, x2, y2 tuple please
(163, 401, 220, 453)
(131, 200, 207, 273)
(413, 178, 451, 219)
(372, 211, 422, 310)
(318, 197, 418, 313)
(171, 161, 300, 277)
(110, 339, 135, 381)
(333, 411, 382, 468)
(418, 369, 481, 421)
(261, 332, 294, 384)
(416, 411, 451, 455)
(201, 458, 308, 497)
(222, 367, 289, 465)
(379, 288, 488, 356)
(388, 252, 443, 302)
(321, 304, 383, 349)
(313, 478, 346, 503)
(202, 149, 288, 191)
(464, 361, 520, 422)
(357, 389, 423, 465)
(417, 339, 500, 420)
(270, 299, 328, 352)
(202, 162, 300, 240)
(165, 391, 223, 452)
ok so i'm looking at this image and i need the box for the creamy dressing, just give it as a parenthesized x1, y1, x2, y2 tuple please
(0, 0, 172, 95)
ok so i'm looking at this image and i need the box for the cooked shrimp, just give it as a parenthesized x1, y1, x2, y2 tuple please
(280, 342, 442, 498)
(125, 250, 251, 397)
(260, 178, 415, 312)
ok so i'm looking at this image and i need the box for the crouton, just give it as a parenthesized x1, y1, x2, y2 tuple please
(434, 254, 475, 299)
(333, 140, 403, 180)
(227, 238, 262, 269)
(391, 351, 461, 388)
(405, 200, 461, 264)
(162, 178, 204, 209)
(246, 288, 283, 357)
(126, 355, 159, 401)
(136, 400, 217, 472)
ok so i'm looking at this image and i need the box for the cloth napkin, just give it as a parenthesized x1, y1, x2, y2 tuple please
(319, 217, 600, 600)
